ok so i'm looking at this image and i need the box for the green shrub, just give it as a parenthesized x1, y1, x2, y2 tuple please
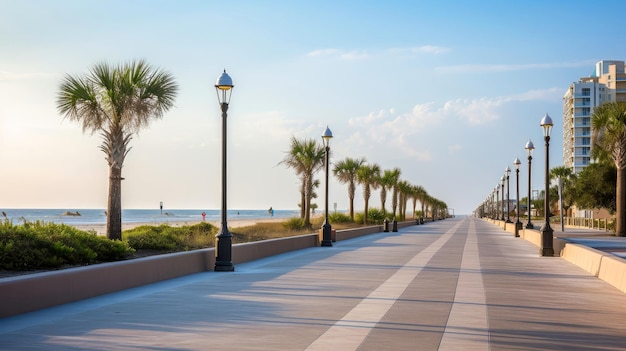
(282, 217, 308, 231)
(328, 212, 352, 223)
(0, 221, 133, 270)
(123, 222, 217, 251)
(354, 208, 387, 225)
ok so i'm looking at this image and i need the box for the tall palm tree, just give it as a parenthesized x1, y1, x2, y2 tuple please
(57, 60, 178, 240)
(390, 169, 402, 218)
(357, 163, 380, 224)
(591, 101, 626, 236)
(396, 180, 411, 221)
(378, 168, 401, 216)
(333, 157, 366, 220)
(280, 137, 325, 227)
(418, 188, 429, 220)
(412, 185, 426, 219)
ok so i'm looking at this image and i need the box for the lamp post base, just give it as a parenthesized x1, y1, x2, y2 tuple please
(215, 228, 234, 271)
(321, 222, 333, 247)
(540, 225, 554, 257)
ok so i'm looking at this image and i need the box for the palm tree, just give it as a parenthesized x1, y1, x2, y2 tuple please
(357, 163, 380, 224)
(550, 166, 576, 217)
(390, 169, 402, 218)
(396, 180, 411, 221)
(333, 157, 366, 220)
(412, 185, 426, 219)
(415, 187, 428, 220)
(378, 168, 401, 216)
(591, 101, 626, 236)
(280, 137, 325, 227)
(57, 60, 178, 240)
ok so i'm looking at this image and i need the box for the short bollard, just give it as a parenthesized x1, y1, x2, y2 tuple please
(383, 219, 389, 232)
(392, 218, 398, 232)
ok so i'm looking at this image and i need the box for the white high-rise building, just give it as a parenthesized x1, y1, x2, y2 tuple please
(563, 60, 626, 174)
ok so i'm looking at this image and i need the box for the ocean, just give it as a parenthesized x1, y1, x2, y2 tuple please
(0, 208, 300, 226)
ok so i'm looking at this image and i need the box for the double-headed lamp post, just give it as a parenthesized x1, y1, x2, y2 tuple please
(505, 166, 512, 223)
(214, 70, 235, 272)
(321, 126, 333, 247)
(525, 139, 535, 229)
(514, 158, 522, 236)
(540, 113, 555, 257)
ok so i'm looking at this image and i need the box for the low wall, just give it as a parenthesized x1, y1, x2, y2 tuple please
(483, 218, 626, 294)
(558, 240, 626, 294)
(0, 221, 419, 318)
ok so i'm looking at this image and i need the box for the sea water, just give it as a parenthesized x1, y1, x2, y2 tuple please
(0, 208, 300, 226)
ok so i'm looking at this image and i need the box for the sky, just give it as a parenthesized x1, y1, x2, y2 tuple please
(1, 0, 625, 215)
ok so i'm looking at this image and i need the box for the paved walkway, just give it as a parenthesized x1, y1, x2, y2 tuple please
(2, 216, 626, 350)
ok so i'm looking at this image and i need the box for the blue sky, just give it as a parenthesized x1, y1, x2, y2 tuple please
(1, 0, 625, 215)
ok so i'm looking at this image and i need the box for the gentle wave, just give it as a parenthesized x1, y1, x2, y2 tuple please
(0, 208, 300, 226)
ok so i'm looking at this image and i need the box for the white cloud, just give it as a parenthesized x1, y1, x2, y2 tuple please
(306, 49, 341, 57)
(436, 60, 596, 73)
(443, 97, 510, 125)
(306, 45, 449, 61)
(342, 87, 557, 160)
(448, 144, 462, 154)
(0, 70, 56, 81)
(388, 45, 451, 56)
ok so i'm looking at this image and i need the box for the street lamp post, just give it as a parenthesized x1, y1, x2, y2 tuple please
(214, 70, 235, 272)
(525, 139, 535, 229)
(540, 113, 555, 257)
(505, 166, 512, 223)
(495, 186, 499, 220)
(514, 158, 522, 236)
(321, 126, 333, 247)
(500, 175, 505, 221)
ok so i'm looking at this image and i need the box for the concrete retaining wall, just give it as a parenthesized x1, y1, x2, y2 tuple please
(0, 221, 419, 318)
(484, 218, 626, 294)
(558, 241, 626, 293)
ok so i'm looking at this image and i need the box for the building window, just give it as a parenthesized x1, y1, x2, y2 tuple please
(582, 88, 590, 96)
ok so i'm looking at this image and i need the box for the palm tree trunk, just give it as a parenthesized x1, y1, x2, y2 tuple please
(364, 197, 369, 224)
(349, 181, 355, 220)
(380, 187, 387, 214)
(300, 180, 306, 219)
(107, 165, 123, 240)
(617, 166, 626, 236)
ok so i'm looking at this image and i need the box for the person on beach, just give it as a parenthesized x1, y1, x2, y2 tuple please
(201, 212, 206, 221)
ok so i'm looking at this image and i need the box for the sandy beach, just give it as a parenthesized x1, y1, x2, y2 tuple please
(72, 217, 286, 235)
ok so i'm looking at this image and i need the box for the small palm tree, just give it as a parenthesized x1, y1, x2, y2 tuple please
(357, 163, 380, 224)
(591, 101, 626, 236)
(333, 157, 366, 220)
(280, 137, 325, 227)
(378, 168, 401, 215)
(57, 60, 178, 240)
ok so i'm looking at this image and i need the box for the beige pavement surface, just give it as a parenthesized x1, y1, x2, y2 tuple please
(1, 216, 626, 350)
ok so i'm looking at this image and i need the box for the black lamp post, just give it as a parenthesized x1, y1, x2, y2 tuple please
(495, 186, 499, 220)
(505, 166, 512, 223)
(514, 157, 522, 236)
(214, 70, 235, 272)
(540, 113, 555, 257)
(525, 139, 535, 229)
(321, 126, 333, 247)
(500, 175, 505, 221)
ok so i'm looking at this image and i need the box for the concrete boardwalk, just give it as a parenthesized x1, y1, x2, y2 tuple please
(2, 216, 626, 350)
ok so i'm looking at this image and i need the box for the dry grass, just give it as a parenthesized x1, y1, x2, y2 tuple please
(230, 218, 365, 244)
